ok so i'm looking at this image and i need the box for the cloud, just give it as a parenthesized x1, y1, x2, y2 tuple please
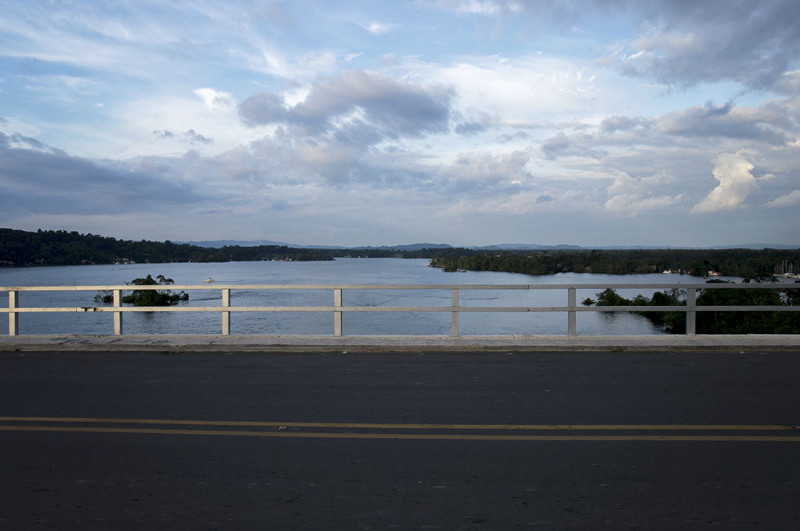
(766, 189, 800, 208)
(238, 92, 289, 126)
(691, 152, 760, 213)
(772, 70, 800, 95)
(184, 129, 213, 144)
(658, 102, 791, 145)
(433, 0, 524, 17)
(363, 21, 393, 35)
(540, 131, 603, 160)
(239, 70, 453, 142)
(0, 132, 205, 217)
(153, 129, 213, 144)
(454, 121, 488, 136)
(436, 1, 800, 91)
(3, 1, 799, 246)
(540, 132, 571, 159)
(617, 0, 800, 89)
(440, 150, 531, 191)
(194, 88, 235, 110)
(600, 116, 650, 134)
(604, 171, 683, 216)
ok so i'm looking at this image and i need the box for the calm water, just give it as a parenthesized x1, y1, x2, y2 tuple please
(1, 258, 737, 336)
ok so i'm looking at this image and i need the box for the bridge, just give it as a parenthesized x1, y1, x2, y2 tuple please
(2, 282, 800, 528)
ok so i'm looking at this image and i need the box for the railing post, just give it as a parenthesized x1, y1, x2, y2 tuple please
(567, 287, 577, 336)
(686, 288, 696, 336)
(8, 290, 19, 336)
(113, 289, 123, 335)
(221, 288, 231, 335)
(451, 288, 459, 337)
(334, 288, 343, 337)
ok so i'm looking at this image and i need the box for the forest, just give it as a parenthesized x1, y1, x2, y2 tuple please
(584, 281, 800, 334)
(429, 248, 800, 279)
(2, 228, 798, 281)
(0, 228, 396, 266)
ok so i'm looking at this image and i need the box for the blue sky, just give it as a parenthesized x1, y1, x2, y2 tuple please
(1, 0, 799, 247)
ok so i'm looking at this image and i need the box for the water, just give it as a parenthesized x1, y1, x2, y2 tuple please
(0, 258, 737, 336)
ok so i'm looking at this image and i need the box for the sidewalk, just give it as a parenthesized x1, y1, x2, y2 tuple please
(1, 334, 799, 352)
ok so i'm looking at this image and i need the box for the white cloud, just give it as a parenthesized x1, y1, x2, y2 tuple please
(449, 0, 522, 16)
(194, 88, 235, 110)
(604, 171, 683, 215)
(366, 22, 393, 35)
(766, 189, 800, 208)
(691, 152, 760, 213)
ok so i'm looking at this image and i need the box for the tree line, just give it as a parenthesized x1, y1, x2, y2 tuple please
(429, 248, 800, 279)
(2, 228, 798, 279)
(0, 228, 404, 266)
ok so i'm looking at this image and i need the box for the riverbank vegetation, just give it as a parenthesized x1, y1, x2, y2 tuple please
(429, 248, 799, 279)
(583, 280, 800, 334)
(94, 274, 189, 306)
(0, 228, 393, 266)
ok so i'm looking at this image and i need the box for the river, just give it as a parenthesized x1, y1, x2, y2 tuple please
(1, 258, 739, 336)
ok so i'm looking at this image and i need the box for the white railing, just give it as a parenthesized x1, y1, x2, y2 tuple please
(2, 283, 799, 337)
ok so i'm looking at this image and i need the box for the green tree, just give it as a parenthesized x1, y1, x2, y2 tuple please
(95, 274, 189, 306)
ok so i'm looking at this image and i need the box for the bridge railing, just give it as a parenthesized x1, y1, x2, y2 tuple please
(2, 283, 799, 337)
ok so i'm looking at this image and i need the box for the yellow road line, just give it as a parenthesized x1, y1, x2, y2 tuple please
(0, 417, 798, 441)
(1, 425, 800, 442)
(0, 417, 796, 431)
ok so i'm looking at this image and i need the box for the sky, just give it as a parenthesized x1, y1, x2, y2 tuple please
(1, 0, 799, 248)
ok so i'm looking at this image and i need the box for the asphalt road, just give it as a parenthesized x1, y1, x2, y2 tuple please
(1, 350, 799, 530)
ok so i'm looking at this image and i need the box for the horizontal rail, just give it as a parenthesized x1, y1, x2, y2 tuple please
(3, 305, 799, 314)
(0, 282, 783, 291)
(2, 283, 798, 338)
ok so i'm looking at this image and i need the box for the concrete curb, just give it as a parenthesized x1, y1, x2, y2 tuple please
(1, 334, 799, 353)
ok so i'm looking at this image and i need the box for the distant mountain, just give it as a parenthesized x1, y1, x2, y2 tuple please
(177, 239, 292, 248)
(180, 239, 798, 251)
(179, 241, 454, 251)
(711, 243, 799, 250)
(355, 243, 453, 251)
(475, 243, 584, 251)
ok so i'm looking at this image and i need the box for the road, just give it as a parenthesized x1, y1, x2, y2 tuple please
(1, 350, 799, 529)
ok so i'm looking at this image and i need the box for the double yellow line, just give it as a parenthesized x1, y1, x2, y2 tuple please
(1, 417, 799, 441)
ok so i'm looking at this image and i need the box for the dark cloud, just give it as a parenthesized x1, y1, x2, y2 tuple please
(658, 101, 791, 145)
(540, 131, 571, 159)
(772, 71, 800, 96)
(455, 121, 487, 136)
(0, 132, 205, 217)
(540, 131, 604, 160)
(486, 1, 800, 90)
(497, 130, 530, 143)
(600, 116, 650, 134)
(622, 0, 800, 89)
(239, 91, 289, 126)
(333, 120, 384, 147)
(2, 132, 62, 154)
(239, 70, 453, 142)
